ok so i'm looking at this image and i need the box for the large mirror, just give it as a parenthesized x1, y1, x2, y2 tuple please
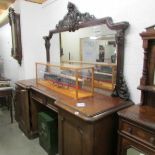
(43, 2, 129, 100)
(8, 8, 22, 65)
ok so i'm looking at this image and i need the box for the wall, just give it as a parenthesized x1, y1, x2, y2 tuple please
(0, 0, 155, 103)
(0, 23, 25, 83)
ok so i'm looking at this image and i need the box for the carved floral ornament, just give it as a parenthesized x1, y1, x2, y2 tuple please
(56, 2, 95, 31)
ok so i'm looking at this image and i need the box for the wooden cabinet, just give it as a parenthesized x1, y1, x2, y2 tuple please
(15, 84, 31, 138)
(59, 108, 118, 155)
(117, 105, 155, 155)
(15, 79, 133, 154)
(117, 25, 155, 155)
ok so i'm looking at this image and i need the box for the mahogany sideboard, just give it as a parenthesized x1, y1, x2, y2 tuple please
(117, 105, 155, 155)
(15, 79, 133, 155)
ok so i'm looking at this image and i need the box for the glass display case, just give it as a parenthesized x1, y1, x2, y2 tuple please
(62, 60, 117, 91)
(36, 62, 94, 99)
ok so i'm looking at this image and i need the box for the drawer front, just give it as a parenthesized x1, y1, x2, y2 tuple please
(119, 119, 155, 148)
(30, 90, 46, 105)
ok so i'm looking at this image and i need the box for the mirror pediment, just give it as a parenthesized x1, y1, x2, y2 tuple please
(43, 2, 130, 100)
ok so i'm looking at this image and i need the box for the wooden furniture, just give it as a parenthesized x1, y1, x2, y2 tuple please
(43, 2, 130, 100)
(117, 25, 155, 155)
(0, 87, 13, 123)
(117, 105, 155, 155)
(15, 79, 133, 155)
(15, 83, 31, 138)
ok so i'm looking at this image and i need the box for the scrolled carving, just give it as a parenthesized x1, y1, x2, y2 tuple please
(115, 30, 125, 45)
(56, 2, 95, 32)
(8, 8, 16, 25)
(112, 72, 130, 100)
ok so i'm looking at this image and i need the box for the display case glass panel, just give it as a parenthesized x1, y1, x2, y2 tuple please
(62, 61, 116, 91)
(36, 62, 94, 99)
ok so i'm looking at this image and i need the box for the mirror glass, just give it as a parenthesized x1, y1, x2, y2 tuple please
(127, 148, 145, 155)
(60, 24, 116, 63)
(60, 24, 117, 91)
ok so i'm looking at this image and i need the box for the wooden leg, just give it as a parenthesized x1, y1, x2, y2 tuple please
(8, 95, 13, 123)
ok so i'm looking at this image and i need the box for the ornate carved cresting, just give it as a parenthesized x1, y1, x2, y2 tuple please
(56, 2, 95, 32)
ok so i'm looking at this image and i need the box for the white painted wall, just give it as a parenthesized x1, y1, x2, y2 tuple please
(0, 0, 155, 103)
(0, 23, 25, 83)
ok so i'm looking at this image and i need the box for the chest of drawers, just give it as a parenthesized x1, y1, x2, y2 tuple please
(117, 105, 155, 155)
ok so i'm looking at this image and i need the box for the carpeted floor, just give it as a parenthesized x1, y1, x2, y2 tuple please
(0, 106, 47, 155)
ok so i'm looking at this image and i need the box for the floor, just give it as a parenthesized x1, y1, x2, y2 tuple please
(0, 106, 47, 155)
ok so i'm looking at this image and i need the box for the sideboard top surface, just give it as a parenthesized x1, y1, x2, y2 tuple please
(16, 79, 133, 121)
(118, 105, 155, 130)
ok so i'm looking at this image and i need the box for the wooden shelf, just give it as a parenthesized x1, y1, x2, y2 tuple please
(137, 85, 155, 93)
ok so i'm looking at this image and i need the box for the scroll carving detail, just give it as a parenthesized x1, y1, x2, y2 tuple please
(56, 2, 95, 31)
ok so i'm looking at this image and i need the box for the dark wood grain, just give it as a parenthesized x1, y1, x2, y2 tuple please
(17, 79, 132, 121)
(15, 79, 133, 154)
(140, 26, 155, 106)
(117, 105, 155, 155)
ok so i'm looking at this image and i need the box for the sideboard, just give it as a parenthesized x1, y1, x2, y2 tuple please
(15, 79, 133, 155)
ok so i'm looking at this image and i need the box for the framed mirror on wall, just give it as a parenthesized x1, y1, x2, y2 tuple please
(8, 7, 22, 65)
(43, 2, 130, 100)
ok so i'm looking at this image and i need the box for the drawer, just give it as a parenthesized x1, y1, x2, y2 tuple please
(30, 91, 46, 105)
(46, 97, 58, 112)
(119, 119, 155, 148)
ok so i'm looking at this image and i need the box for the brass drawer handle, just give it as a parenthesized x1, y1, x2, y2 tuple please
(150, 137, 155, 145)
(127, 127, 132, 134)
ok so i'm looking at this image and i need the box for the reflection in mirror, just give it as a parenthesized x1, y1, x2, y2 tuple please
(127, 148, 145, 155)
(60, 24, 117, 91)
(61, 24, 116, 63)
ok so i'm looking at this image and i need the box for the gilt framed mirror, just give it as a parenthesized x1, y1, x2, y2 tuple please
(43, 2, 130, 100)
(8, 7, 22, 65)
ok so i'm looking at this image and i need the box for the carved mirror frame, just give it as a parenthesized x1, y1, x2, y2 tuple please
(43, 2, 129, 100)
(8, 7, 22, 65)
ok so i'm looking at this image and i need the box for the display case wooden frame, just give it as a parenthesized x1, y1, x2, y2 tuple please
(43, 2, 130, 100)
(8, 7, 22, 65)
(35, 62, 94, 99)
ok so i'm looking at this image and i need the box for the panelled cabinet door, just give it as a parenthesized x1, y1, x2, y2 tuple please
(15, 86, 30, 135)
(19, 89, 30, 132)
(58, 112, 94, 155)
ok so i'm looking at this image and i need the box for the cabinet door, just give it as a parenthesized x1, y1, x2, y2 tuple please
(15, 86, 30, 135)
(59, 112, 94, 155)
